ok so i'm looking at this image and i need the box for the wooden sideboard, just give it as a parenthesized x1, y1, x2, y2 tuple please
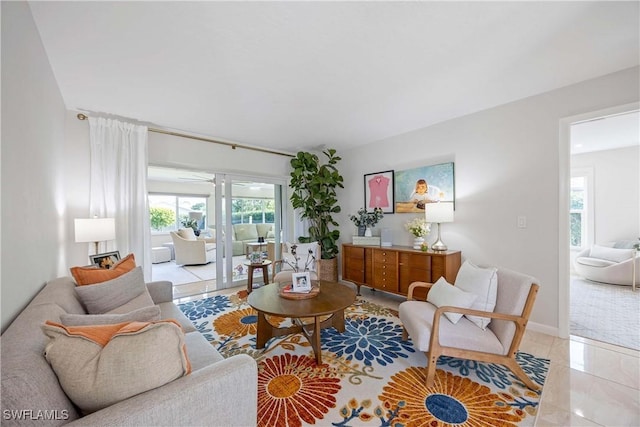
(342, 243, 461, 298)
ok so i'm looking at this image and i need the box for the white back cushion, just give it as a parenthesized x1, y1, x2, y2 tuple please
(177, 228, 197, 240)
(454, 261, 498, 330)
(590, 245, 634, 263)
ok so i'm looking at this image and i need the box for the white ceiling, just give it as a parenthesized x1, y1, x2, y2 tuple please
(29, 1, 639, 153)
(571, 110, 640, 154)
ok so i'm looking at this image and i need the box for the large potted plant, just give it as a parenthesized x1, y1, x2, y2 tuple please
(289, 149, 344, 281)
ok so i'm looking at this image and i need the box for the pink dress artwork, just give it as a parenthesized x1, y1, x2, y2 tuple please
(368, 175, 390, 208)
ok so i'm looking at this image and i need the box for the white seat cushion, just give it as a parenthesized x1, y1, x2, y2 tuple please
(399, 300, 505, 355)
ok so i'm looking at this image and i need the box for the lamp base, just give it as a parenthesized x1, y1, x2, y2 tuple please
(431, 222, 447, 251)
(431, 239, 448, 252)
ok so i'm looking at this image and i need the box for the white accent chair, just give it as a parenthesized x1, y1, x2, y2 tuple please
(398, 267, 541, 390)
(271, 242, 320, 283)
(574, 242, 638, 287)
(170, 228, 216, 266)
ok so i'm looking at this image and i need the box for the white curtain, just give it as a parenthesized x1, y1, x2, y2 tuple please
(88, 117, 151, 280)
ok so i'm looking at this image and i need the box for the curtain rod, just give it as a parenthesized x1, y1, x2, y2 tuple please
(76, 113, 294, 158)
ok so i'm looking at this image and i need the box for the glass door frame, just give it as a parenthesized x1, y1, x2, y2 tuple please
(213, 173, 290, 289)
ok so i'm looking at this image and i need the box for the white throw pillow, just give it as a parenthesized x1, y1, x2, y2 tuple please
(454, 261, 498, 330)
(426, 277, 478, 324)
(282, 242, 319, 272)
(177, 228, 197, 240)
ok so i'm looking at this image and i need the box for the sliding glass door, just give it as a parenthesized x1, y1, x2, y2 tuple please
(215, 174, 285, 290)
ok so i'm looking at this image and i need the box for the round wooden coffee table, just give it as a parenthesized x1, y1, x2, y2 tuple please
(247, 280, 356, 365)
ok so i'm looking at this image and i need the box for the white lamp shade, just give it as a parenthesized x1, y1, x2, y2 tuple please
(74, 218, 116, 243)
(425, 202, 454, 223)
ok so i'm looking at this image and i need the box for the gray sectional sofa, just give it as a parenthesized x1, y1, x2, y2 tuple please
(1, 277, 257, 426)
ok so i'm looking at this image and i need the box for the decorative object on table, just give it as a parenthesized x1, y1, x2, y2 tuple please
(289, 149, 343, 281)
(249, 251, 262, 264)
(89, 251, 121, 269)
(352, 236, 381, 246)
(380, 228, 393, 247)
(282, 243, 317, 273)
(405, 216, 431, 249)
(349, 207, 384, 237)
(74, 216, 116, 255)
(179, 294, 549, 427)
(364, 170, 395, 214)
(279, 282, 320, 299)
(425, 201, 455, 251)
(291, 271, 312, 293)
(394, 162, 455, 213)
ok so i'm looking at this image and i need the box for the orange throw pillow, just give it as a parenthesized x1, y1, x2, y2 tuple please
(71, 253, 136, 286)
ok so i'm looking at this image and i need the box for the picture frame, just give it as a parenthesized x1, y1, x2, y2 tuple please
(291, 271, 312, 293)
(394, 162, 455, 213)
(90, 251, 121, 269)
(364, 170, 395, 214)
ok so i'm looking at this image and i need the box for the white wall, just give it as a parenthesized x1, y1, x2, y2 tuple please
(338, 66, 640, 333)
(572, 145, 640, 243)
(1, 2, 68, 331)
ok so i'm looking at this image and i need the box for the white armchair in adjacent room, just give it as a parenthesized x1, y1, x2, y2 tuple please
(170, 228, 216, 266)
(574, 242, 638, 288)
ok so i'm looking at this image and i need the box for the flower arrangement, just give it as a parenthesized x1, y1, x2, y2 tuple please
(405, 217, 431, 238)
(349, 207, 384, 228)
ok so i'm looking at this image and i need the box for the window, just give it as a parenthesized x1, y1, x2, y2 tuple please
(570, 176, 585, 248)
(149, 194, 208, 233)
(231, 198, 275, 224)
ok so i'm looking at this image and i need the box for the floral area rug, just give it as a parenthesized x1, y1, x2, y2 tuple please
(178, 292, 550, 427)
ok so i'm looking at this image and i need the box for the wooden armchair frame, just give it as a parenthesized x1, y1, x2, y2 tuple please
(402, 280, 540, 390)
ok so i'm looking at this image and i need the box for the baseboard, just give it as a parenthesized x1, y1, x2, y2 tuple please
(527, 321, 558, 337)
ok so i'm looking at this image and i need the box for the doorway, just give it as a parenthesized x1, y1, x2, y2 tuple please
(559, 104, 640, 349)
(147, 166, 287, 299)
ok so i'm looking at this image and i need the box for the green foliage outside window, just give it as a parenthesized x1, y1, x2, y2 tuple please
(150, 207, 175, 231)
(570, 212, 582, 247)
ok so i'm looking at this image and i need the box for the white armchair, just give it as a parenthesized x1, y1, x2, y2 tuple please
(574, 242, 638, 288)
(399, 267, 541, 390)
(170, 229, 216, 266)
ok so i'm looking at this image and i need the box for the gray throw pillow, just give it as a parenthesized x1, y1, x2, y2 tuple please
(75, 267, 154, 314)
(60, 306, 161, 326)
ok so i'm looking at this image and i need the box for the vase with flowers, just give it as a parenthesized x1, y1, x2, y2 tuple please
(405, 217, 431, 249)
(349, 207, 384, 237)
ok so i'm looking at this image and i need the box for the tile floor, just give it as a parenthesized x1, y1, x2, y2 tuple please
(175, 282, 640, 426)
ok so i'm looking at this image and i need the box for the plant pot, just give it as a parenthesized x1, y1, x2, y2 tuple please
(413, 237, 425, 249)
(364, 227, 372, 237)
(357, 225, 366, 237)
(318, 257, 338, 282)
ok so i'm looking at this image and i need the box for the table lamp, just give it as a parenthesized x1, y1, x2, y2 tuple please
(74, 217, 116, 254)
(425, 202, 454, 251)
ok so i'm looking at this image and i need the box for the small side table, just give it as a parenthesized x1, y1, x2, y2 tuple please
(244, 260, 272, 294)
